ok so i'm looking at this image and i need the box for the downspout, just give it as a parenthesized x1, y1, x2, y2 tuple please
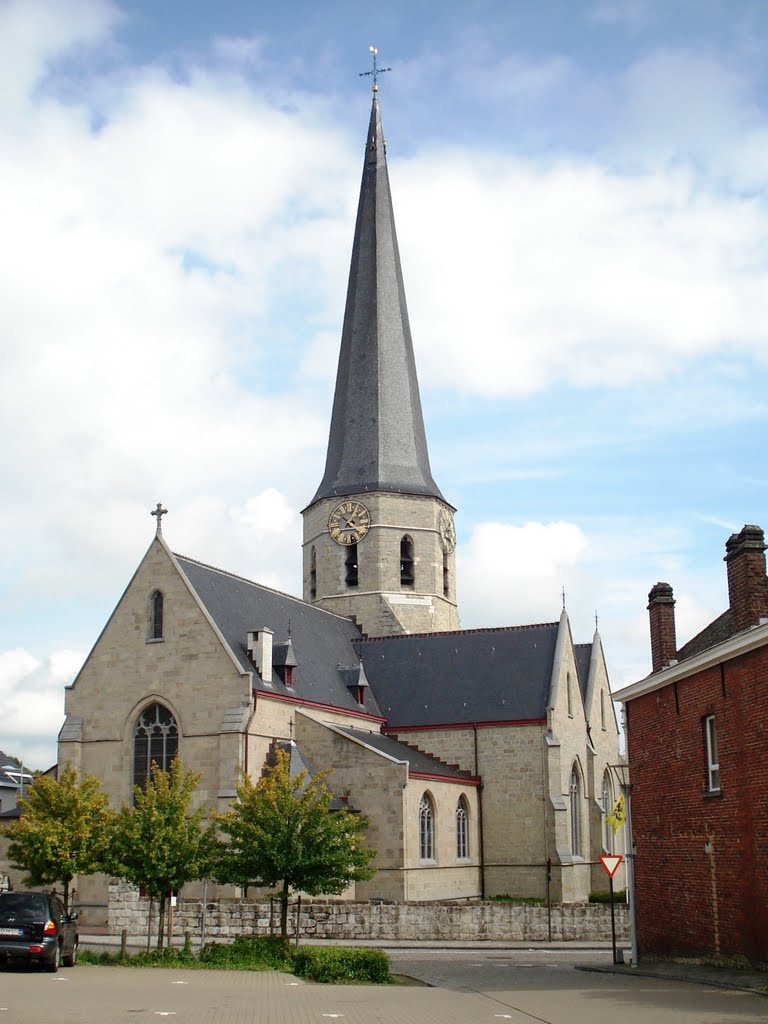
(474, 723, 485, 900)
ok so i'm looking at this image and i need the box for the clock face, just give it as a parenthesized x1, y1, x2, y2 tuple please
(438, 509, 456, 553)
(328, 500, 371, 546)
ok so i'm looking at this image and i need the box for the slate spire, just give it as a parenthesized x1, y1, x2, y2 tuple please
(309, 94, 446, 506)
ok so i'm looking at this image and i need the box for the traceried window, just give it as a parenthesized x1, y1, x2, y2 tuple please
(150, 590, 164, 640)
(400, 535, 414, 586)
(569, 765, 582, 857)
(456, 797, 469, 859)
(704, 715, 720, 793)
(133, 703, 178, 791)
(419, 793, 435, 861)
(601, 771, 614, 853)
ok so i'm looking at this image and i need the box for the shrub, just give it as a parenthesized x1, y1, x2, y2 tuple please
(198, 935, 292, 971)
(292, 945, 390, 984)
(487, 895, 544, 904)
(589, 889, 627, 904)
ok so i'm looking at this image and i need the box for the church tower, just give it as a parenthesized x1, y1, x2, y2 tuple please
(302, 87, 459, 637)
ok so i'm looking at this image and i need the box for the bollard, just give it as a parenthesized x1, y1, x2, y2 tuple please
(121, 927, 128, 959)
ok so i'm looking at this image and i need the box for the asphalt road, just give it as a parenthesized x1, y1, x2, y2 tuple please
(0, 949, 764, 1024)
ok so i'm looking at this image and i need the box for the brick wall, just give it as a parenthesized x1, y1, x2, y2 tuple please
(626, 643, 768, 964)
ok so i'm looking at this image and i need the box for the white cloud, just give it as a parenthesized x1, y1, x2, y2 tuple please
(0, 648, 83, 768)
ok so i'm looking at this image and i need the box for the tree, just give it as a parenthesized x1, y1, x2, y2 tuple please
(108, 759, 216, 949)
(215, 748, 376, 938)
(3, 765, 113, 911)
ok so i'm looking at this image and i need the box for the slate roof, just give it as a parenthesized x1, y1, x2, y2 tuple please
(358, 624, 560, 729)
(331, 725, 476, 782)
(676, 609, 733, 662)
(308, 93, 446, 508)
(574, 643, 593, 701)
(175, 556, 381, 719)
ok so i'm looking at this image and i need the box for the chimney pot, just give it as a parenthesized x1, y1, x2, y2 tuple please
(648, 582, 677, 673)
(724, 524, 768, 633)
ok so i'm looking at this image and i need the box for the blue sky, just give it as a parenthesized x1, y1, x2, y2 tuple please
(1, 0, 767, 768)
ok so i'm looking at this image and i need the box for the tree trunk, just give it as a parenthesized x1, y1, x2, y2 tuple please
(147, 897, 154, 953)
(157, 894, 166, 950)
(280, 880, 289, 940)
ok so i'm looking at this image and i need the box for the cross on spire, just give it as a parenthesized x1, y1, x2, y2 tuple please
(151, 502, 168, 535)
(359, 45, 390, 92)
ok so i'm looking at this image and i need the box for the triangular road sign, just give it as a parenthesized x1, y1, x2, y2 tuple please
(599, 854, 623, 878)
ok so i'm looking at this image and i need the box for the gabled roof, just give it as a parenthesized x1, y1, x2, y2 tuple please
(358, 623, 560, 729)
(175, 555, 382, 719)
(330, 724, 477, 782)
(308, 93, 446, 507)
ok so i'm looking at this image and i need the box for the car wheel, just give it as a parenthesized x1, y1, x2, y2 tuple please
(45, 944, 60, 973)
(63, 941, 78, 967)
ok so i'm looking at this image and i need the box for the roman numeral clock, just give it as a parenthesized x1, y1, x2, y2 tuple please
(328, 501, 371, 546)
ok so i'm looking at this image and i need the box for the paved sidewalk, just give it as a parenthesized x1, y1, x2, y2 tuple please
(79, 928, 767, 996)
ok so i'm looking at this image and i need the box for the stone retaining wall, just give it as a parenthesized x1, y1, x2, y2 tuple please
(108, 882, 629, 943)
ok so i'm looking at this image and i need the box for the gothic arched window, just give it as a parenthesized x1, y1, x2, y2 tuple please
(419, 793, 435, 860)
(133, 703, 178, 791)
(456, 797, 469, 859)
(569, 765, 582, 857)
(150, 590, 164, 640)
(601, 771, 614, 854)
(400, 536, 414, 586)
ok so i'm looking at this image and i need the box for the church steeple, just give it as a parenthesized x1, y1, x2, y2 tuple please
(309, 93, 445, 506)
(302, 84, 459, 638)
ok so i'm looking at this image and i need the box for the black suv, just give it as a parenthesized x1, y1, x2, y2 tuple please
(0, 891, 79, 972)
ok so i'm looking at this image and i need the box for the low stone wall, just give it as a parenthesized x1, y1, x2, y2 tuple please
(108, 882, 629, 943)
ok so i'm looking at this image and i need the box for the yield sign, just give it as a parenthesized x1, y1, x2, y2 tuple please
(599, 854, 623, 878)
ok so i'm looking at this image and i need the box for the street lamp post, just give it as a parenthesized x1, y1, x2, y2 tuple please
(609, 761, 638, 967)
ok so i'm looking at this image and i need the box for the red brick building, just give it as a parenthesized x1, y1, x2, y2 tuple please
(615, 525, 768, 965)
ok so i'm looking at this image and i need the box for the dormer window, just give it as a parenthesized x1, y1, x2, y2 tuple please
(149, 590, 164, 641)
(345, 543, 359, 587)
(400, 535, 414, 586)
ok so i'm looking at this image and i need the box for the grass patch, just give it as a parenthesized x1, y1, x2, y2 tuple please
(78, 937, 391, 983)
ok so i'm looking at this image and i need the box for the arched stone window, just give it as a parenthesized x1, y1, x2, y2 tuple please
(400, 536, 414, 586)
(345, 542, 359, 587)
(569, 764, 582, 857)
(310, 546, 317, 600)
(443, 551, 450, 597)
(133, 702, 178, 790)
(419, 793, 435, 861)
(150, 590, 164, 640)
(601, 771, 614, 853)
(456, 796, 469, 859)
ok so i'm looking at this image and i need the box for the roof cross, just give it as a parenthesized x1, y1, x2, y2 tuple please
(151, 502, 168, 535)
(359, 45, 390, 92)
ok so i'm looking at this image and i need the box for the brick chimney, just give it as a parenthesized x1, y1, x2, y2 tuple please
(724, 525, 768, 633)
(648, 582, 677, 672)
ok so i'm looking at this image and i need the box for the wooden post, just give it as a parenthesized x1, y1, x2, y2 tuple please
(120, 928, 128, 959)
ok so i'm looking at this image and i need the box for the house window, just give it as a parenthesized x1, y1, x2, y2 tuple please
(150, 590, 164, 640)
(133, 703, 178, 791)
(419, 793, 435, 860)
(456, 797, 469, 859)
(601, 772, 613, 853)
(704, 715, 720, 792)
(400, 536, 414, 586)
(569, 765, 582, 857)
(344, 543, 358, 587)
(310, 546, 317, 601)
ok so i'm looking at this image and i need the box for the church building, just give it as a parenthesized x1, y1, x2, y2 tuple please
(57, 85, 621, 923)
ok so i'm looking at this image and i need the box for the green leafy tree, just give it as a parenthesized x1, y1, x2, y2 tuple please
(109, 759, 216, 949)
(3, 765, 113, 911)
(215, 748, 376, 938)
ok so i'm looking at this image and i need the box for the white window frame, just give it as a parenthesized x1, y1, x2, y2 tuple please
(419, 794, 435, 861)
(455, 798, 469, 860)
(705, 715, 721, 792)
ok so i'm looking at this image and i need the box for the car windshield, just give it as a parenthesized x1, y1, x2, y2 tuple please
(0, 894, 49, 922)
